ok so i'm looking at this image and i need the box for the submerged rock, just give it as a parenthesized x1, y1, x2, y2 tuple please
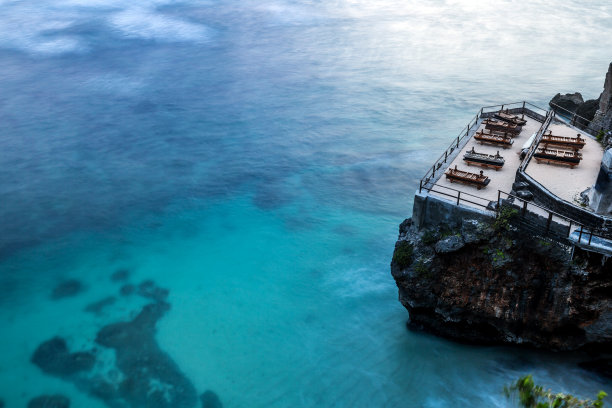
(95, 301, 198, 408)
(137, 280, 169, 302)
(27, 395, 70, 408)
(200, 390, 223, 408)
(51, 279, 85, 300)
(84, 296, 116, 315)
(110, 269, 130, 282)
(119, 283, 135, 296)
(31, 337, 95, 376)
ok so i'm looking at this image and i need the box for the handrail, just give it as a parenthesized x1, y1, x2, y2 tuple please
(497, 190, 612, 243)
(519, 110, 554, 172)
(419, 101, 547, 193)
(549, 101, 600, 137)
(418, 111, 481, 193)
(421, 182, 493, 210)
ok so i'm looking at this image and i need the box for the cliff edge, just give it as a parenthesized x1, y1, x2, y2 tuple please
(391, 216, 612, 351)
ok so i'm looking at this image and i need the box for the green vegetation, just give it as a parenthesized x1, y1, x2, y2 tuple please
(422, 230, 438, 246)
(392, 241, 414, 269)
(505, 375, 607, 408)
(493, 248, 506, 262)
(597, 129, 605, 145)
(494, 205, 519, 232)
(414, 257, 432, 279)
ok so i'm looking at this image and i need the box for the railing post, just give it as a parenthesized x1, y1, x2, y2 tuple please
(444, 151, 447, 162)
(497, 190, 501, 210)
(567, 220, 572, 237)
(522, 200, 527, 216)
(419, 180, 422, 194)
(546, 212, 553, 232)
(501, 104, 504, 112)
(457, 191, 461, 206)
(432, 165, 435, 178)
(578, 225, 583, 243)
(588, 230, 593, 245)
(456, 136, 459, 148)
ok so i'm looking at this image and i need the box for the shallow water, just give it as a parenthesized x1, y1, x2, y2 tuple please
(1, 0, 612, 406)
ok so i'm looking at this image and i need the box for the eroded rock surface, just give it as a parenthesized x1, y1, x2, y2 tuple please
(391, 218, 612, 351)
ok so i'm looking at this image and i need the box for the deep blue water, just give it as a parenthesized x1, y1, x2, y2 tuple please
(1, 1, 612, 406)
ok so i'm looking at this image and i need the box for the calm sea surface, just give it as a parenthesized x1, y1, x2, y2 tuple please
(1, 1, 612, 406)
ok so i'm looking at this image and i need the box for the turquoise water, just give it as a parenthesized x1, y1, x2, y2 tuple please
(1, 1, 612, 406)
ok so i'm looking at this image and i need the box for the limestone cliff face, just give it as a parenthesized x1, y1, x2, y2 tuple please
(391, 218, 612, 351)
(590, 62, 612, 134)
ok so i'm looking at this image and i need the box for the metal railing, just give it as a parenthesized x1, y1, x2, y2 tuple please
(420, 183, 494, 211)
(496, 190, 612, 245)
(549, 102, 601, 137)
(419, 101, 548, 193)
(519, 109, 554, 172)
(418, 112, 481, 193)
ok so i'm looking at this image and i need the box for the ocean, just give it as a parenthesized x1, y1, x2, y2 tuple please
(1, 0, 611, 406)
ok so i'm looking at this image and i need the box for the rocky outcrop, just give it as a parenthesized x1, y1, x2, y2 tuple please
(391, 218, 612, 351)
(550, 92, 585, 113)
(590, 62, 612, 136)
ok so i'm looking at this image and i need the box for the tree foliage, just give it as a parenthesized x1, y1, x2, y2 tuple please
(505, 375, 607, 408)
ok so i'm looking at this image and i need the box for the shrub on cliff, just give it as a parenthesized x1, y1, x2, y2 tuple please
(505, 375, 607, 408)
(392, 241, 414, 269)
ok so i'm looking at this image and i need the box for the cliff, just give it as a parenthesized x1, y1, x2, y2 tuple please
(590, 62, 612, 136)
(549, 62, 612, 142)
(391, 217, 612, 351)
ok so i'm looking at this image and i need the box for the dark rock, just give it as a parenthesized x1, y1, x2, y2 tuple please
(486, 201, 498, 211)
(34, 302, 199, 408)
(201, 390, 223, 408)
(31, 337, 95, 376)
(434, 235, 464, 253)
(84, 296, 116, 315)
(391, 220, 612, 350)
(550, 92, 584, 113)
(27, 395, 70, 408)
(119, 284, 135, 296)
(512, 181, 529, 191)
(110, 269, 130, 282)
(590, 62, 612, 135)
(51, 279, 84, 300)
(576, 98, 600, 122)
(516, 190, 534, 201)
(137, 280, 169, 302)
(95, 301, 198, 408)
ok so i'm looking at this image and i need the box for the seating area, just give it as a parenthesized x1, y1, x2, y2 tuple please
(474, 130, 514, 148)
(483, 118, 521, 135)
(540, 131, 586, 149)
(431, 108, 541, 201)
(533, 146, 582, 167)
(495, 110, 527, 126)
(463, 147, 505, 170)
(445, 165, 490, 189)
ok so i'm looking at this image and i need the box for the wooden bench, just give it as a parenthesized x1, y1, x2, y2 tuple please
(483, 119, 521, 135)
(534, 145, 582, 168)
(495, 110, 527, 126)
(463, 147, 505, 170)
(540, 131, 585, 149)
(474, 130, 514, 148)
(445, 165, 490, 189)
